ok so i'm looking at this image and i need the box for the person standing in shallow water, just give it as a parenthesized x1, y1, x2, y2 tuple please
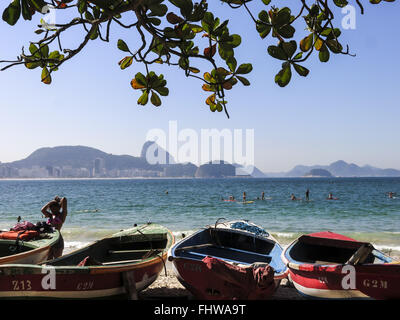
(305, 189, 310, 201)
(41, 196, 68, 259)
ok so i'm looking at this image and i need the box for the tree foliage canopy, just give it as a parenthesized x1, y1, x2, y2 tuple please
(0, 0, 395, 117)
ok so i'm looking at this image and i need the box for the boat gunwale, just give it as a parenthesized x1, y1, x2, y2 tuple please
(170, 222, 289, 278)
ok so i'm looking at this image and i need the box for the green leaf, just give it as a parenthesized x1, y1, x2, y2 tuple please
(41, 67, 52, 85)
(135, 72, 147, 86)
(275, 7, 292, 27)
(29, 43, 39, 56)
(40, 44, 49, 58)
(293, 52, 303, 60)
(333, 0, 349, 7)
(275, 63, 292, 87)
(48, 50, 61, 60)
(236, 75, 250, 86)
(258, 10, 270, 23)
(169, 0, 193, 18)
(2, 0, 21, 26)
(29, 0, 47, 12)
(21, 0, 32, 20)
(300, 33, 313, 52)
(154, 86, 169, 96)
(148, 4, 168, 17)
(257, 23, 271, 39)
(326, 39, 343, 54)
(119, 56, 133, 70)
(293, 63, 309, 77)
(89, 25, 99, 40)
(277, 24, 295, 39)
(267, 45, 287, 60)
(226, 57, 237, 73)
(319, 45, 330, 62)
(236, 63, 253, 74)
(78, 0, 87, 14)
(150, 91, 162, 106)
(117, 39, 130, 52)
(281, 41, 297, 59)
(137, 91, 149, 105)
(24, 60, 40, 69)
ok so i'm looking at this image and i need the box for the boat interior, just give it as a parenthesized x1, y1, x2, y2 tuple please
(174, 228, 278, 266)
(289, 235, 382, 265)
(48, 233, 169, 267)
(0, 241, 33, 257)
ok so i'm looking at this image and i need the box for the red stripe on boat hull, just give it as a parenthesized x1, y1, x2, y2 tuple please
(172, 258, 281, 300)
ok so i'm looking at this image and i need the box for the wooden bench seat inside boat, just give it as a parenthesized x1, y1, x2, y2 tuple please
(49, 234, 168, 267)
(178, 244, 272, 265)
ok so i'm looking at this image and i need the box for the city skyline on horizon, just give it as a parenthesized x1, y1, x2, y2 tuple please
(1, 143, 399, 174)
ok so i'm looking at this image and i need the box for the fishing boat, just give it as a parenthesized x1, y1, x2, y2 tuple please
(168, 219, 288, 300)
(355, 262, 400, 300)
(282, 231, 399, 299)
(0, 223, 174, 299)
(0, 223, 60, 265)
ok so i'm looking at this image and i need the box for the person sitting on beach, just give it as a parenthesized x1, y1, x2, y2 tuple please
(41, 196, 68, 259)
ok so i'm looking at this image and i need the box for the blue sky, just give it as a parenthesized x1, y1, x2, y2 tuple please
(0, 1, 399, 172)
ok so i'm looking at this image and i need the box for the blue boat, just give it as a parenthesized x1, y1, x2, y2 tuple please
(168, 219, 288, 300)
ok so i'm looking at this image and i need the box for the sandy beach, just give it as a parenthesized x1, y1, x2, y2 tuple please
(140, 273, 305, 300)
(139, 257, 400, 300)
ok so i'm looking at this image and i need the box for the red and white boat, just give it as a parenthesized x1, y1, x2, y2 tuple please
(282, 231, 399, 299)
(0, 223, 174, 299)
(168, 219, 288, 300)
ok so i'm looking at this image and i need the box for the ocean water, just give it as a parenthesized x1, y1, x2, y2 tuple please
(0, 178, 399, 256)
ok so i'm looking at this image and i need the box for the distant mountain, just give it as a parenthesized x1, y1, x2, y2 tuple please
(140, 141, 175, 165)
(304, 168, 333, 177)
(195, 161, 236, 178)
(10, 146, 156, 171)
(285, 160, 400, 177)
(233, 164, 267, 177)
